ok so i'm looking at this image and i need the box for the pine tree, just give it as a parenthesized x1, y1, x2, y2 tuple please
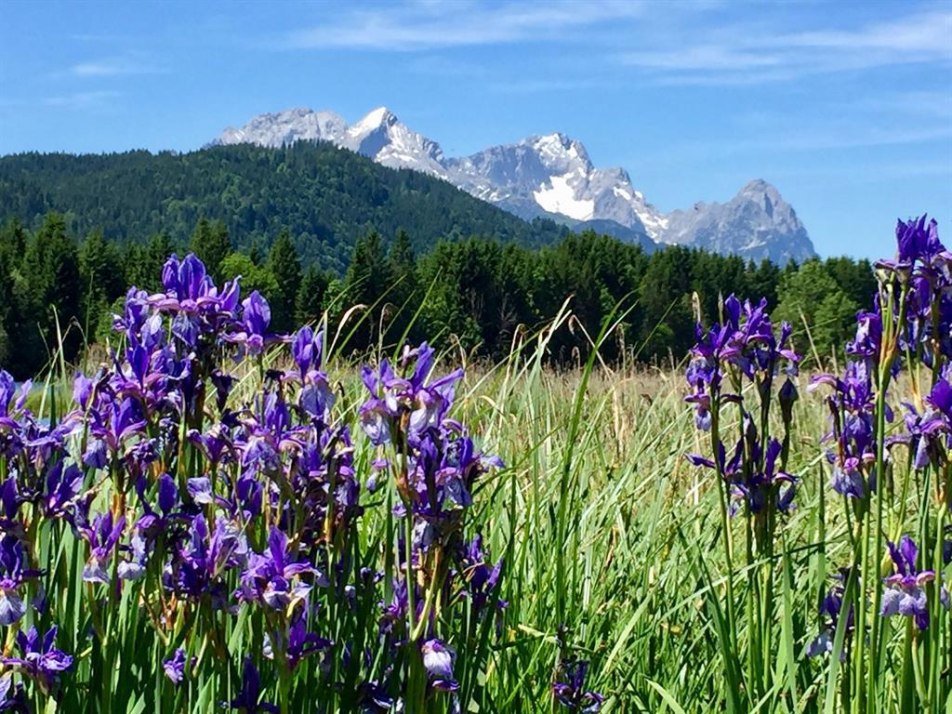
(267, 229, 302, 333)
(637, 246, 695, 363)
(19, 214, 84, 367)
(139, 233, 178, 290)
(386, 230, 418, 341)
(79, 230, 126, 335)
(344, 231, 392, 350)
(295, 266, 329, 326)
(189, 218, 231, 281)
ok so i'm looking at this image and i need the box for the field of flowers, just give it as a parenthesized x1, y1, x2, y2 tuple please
(0, 215, 949, 713)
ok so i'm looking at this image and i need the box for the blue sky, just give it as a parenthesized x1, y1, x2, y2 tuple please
(1, 0, 950, 260)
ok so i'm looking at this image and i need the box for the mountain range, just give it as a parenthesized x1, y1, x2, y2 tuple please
(212, 107, 816, 264)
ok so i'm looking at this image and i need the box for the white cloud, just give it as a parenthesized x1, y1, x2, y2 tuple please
(69, 56, 161, 77)
(620, 8, 952, 84)
(283, 0, 644, 51)
(43, 90, 120, 110)
(783, 9, 952, 54)
(488, 78, 602, 94)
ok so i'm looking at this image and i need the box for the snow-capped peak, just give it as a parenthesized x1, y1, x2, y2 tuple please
(347, 106, 398, 140)
(529, 132, 592, 170)
(211, 107, 817, 263)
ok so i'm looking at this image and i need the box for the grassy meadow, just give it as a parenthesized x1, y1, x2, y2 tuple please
(2, 228, 950, 713)
(8, 321, 861, 712)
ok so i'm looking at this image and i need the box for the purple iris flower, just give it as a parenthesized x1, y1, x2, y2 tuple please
(300, 378, 335, 422)
(421, 638, 458, 692)
(42, 461, 84, 520)
(552, 659, 604, 712)
(685, 294, 798, 431)
(876, 217, 952, 361)
(0, 478, 21, 536)
(0, 372, 17, 425)
(291, 326, 326, 380)
(72, 372, 95, 411)
(165, 514, 247, 605)
(895, 215, 945, 268)
(457, 535, 506, 614)
(263, 614, 331, 671)
(210, 369, 235, 411)
(80, 512, 126, 584)
(379, 578, 411, 636)
(113, 287, 150, 344)
(0, 673, 27, 711)
(186, 477, 216, 505)
(85, 397, 147, 463)
(225, 291, 276, 357)
(895, 378, 951, 472)
(0, 626, 73, 694)
(688, 429, 796, 516)
(846, 311, 883, 359)
(147, 253, 244, 357)
(188, 425, 234, 467)
(359, 343, 463, 446)
(0, 536, 41, 625)
(162, 648, 192, 685)
(0, 373, 33, 453)
(807, 573, 856, 659)
(225, 658, 278, 713)
(162, 253, 215, 309)
(881, 535, 939, 630)
(239, 527, 324, 610)
(118, 534, 149, 581)
(135, 472, 181, 536)
(811, 361, 883, 501)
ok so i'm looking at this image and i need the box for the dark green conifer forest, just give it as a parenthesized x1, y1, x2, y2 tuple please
(0, 212, 874, 379)
(0, 142, 876, 378)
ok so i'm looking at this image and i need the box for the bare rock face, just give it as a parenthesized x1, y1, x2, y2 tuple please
(212, 108, 816, 263)
(664, 179, 815, 264)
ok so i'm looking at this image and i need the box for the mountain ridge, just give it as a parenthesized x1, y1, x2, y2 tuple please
(212, 106, 817, 264)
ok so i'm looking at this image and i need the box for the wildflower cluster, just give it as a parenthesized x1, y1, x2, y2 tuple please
(685, 215, 952, 709)
(686, 295, 801, 549)
(684, 215, 952, 710)
(0, 253, 503, 712)
(359, 343, 505, 707)
(683, 292, 802, 703)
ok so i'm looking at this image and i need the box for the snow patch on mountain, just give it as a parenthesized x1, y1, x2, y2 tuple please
(533, 175, 595, 220)
(212, 107, 817, 263)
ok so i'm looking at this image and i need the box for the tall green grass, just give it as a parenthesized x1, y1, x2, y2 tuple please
(12, 296, 947, 713)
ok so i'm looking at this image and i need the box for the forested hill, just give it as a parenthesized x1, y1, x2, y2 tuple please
(0, 142, 568, 272)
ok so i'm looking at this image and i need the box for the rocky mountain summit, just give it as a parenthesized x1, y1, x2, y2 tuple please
(212, 107, 817, 263)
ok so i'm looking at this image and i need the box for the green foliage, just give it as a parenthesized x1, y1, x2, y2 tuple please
(267, 228, 302, 333)
(0, 143, 568, 272)
(0, 208, 873, 379)
(295, 265, 330, 326)
(774, 259, 860, 361)
(343, 231, 393, 350)
(79, 229, 126, 336)
(219, 252, 278, 298)
(22, 213, 83, 366)
(637, 245, 695, 362)
(189, 217, 231, 281)
(385, 229, 419, 340)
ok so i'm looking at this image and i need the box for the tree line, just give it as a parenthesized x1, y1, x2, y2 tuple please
(0, 213, 875, 379)
(0, 143, 568, 273)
